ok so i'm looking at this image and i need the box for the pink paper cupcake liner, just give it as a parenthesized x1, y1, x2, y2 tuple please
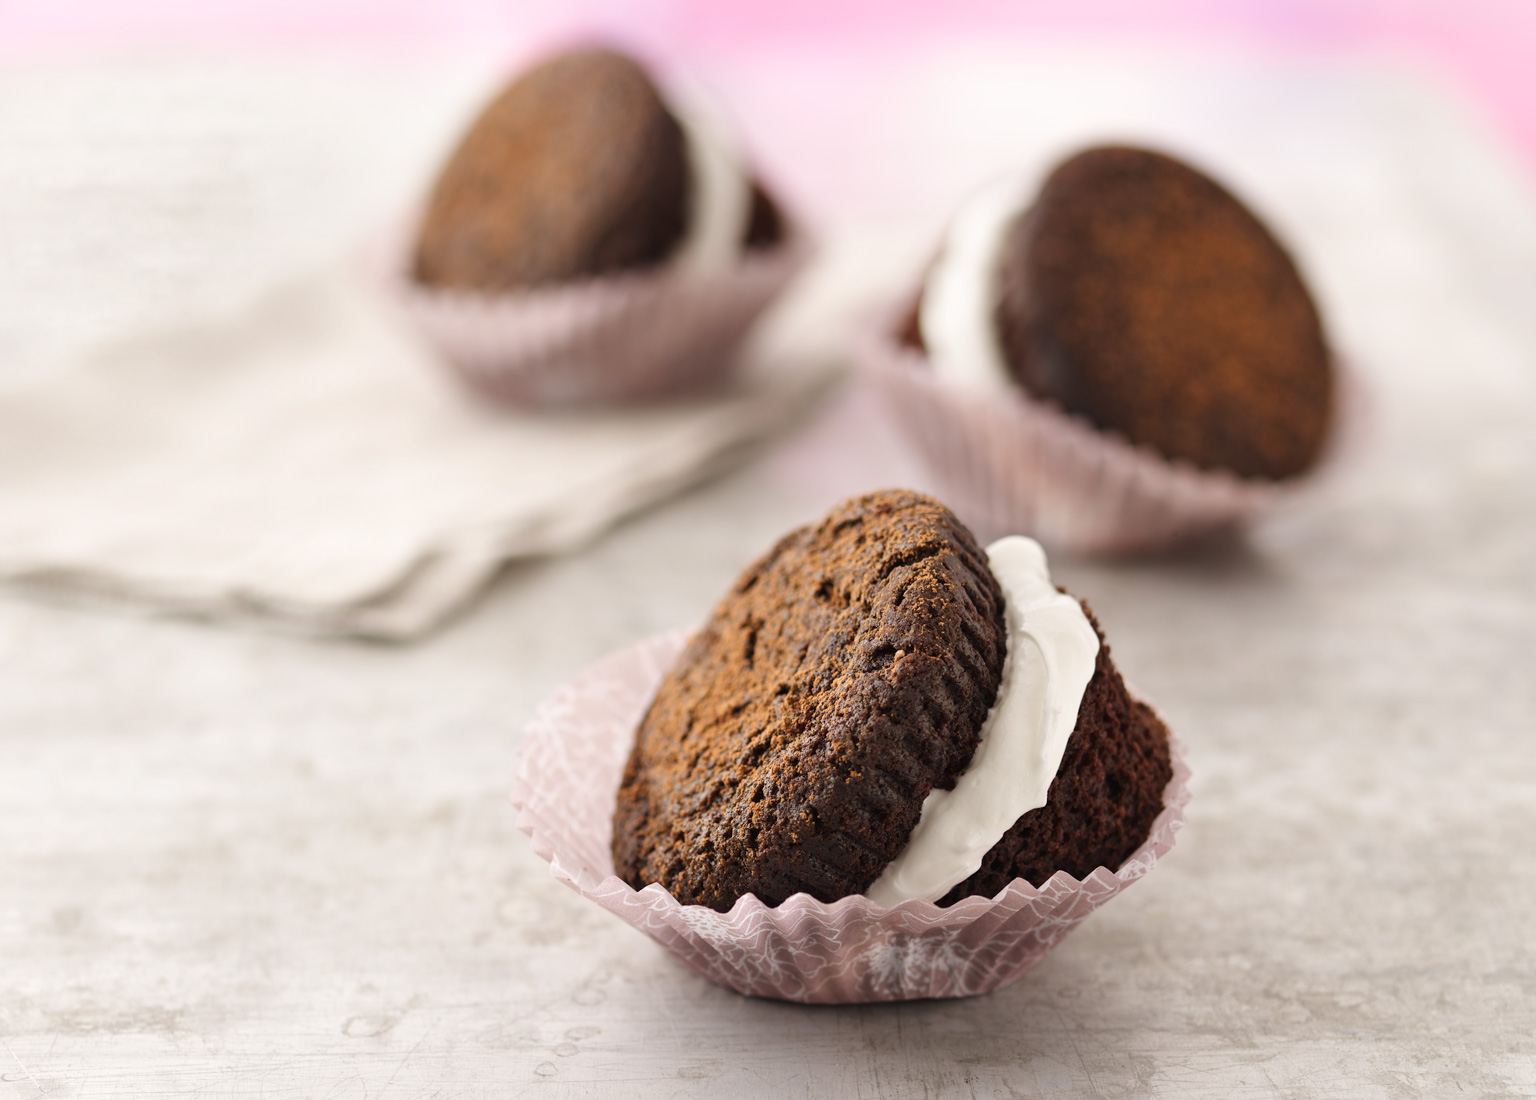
(511, 630, 1190, 1005)
(853, 316, 1352, 554)
(373, 224, 812, 407)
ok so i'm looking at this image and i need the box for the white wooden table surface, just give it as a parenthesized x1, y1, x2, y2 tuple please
(1, 44, 1534, 1098)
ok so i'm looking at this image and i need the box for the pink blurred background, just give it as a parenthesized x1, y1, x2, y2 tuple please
(4, 0, 1535, 180)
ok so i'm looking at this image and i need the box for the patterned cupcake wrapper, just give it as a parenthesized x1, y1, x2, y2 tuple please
(852, 316, 1349, 554)
(511, 630, 1190, 1005)
(372, 223, 812, 408)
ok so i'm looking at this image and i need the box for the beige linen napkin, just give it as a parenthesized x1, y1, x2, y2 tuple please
(0, 265, 834, 639)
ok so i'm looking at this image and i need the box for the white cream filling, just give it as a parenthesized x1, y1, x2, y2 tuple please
(667, 91, 753, 274)
(918, 175, 1032, 394)
(865, 536, 1100, 907)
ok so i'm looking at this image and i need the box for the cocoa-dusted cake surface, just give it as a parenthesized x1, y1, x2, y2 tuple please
(996, 145, 1333, 480)
(414, 46, 784, 292)
(414, 48, 690, 291)
(613, 490, 1008, 911)
(612, 489, 1174, 912)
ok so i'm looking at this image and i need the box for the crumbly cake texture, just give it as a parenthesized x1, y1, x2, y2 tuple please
(612, 490, 1009, 912)
(414, 47, 782, 292)
(937, 607, 1172, 904)
(996, 145, 1333, 480)
(611, 489, 1174, 912)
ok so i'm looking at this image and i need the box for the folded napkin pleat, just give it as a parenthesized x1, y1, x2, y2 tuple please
(0, 266, 833, 639)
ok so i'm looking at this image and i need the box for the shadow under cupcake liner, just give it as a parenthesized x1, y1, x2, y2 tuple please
(852, 319, 1353, 555)
(374, 224, 812, 408)
(512, 630, 1190, 1004)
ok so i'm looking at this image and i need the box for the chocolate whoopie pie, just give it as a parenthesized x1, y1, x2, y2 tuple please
(611, 489, 1172, 912)
(911, 145, 1333, 481)
(413, 46, 783, 292)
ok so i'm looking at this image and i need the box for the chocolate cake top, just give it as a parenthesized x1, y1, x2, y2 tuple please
(612, 489, 1008, 911)
(413, 47, 691, 291)
(996, 145, 1333, 480)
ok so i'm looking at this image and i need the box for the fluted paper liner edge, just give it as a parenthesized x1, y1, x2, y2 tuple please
(372, 223, 811, 407)
(511, 630, 1190, 1004)
(852, 318, 1353, 554)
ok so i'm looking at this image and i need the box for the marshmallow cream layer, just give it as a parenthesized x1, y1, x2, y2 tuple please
(865, 536, 1100, 908)
(918, 176, 1032, 393)
(669, 93, 753, 274)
